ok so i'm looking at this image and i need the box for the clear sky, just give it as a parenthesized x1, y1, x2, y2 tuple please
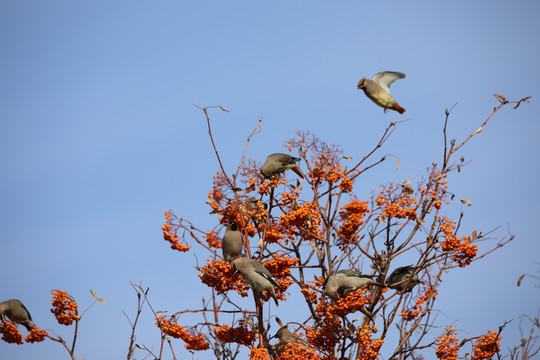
(1, 1, 539, 359)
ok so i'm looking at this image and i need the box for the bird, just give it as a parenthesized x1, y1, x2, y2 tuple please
(323, 270, 385, 300)
(261, 153, 304, 179)
(0, 299, 34, 331)
(357, 71, 406, 114)
(222, 221, 243, 261)
(232, 257, 285, 306)
(387, 265, 423, 292)
(276, 325, 312, 346)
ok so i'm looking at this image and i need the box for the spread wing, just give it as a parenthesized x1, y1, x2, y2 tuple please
(372, 71, 406, 93)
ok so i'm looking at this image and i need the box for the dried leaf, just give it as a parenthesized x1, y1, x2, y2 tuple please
(460, 157, 464, 162)
(343, 155, 353, 160)
(396, 158, 401, 170)
(90, 289, 97, 299)
(460, 198, 471, 206)
(156, 310, 167, 314)
(231, 187, 242, 192)
(97, 298, 106, 304)
(402, 180, 412, 186)
(472, 230, 477, 240)
(517, 274, 526, 287)
(209, 208, 224, 214)
(276, 317, 283, 327)
(257, 238, 264, 250)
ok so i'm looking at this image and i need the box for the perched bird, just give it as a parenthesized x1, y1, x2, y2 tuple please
(0, 299, 34, 331)
(222, 221, 243, 261)
(387, 265, 423, 292)
(323, 270, 385, 300)
(261, 153, 304, 179)
(232, 257, 285, 306)
(357, 71, 406, 114)
(277, 326, 311, 345)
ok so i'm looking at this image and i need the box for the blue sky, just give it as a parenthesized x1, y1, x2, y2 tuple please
(1, 1, 539, 359)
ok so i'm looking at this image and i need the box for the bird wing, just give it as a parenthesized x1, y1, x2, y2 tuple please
(372, 71, 406, 94)
(336, 269, 376, 278)
(16, 300, 32, 320)
(253, 263, 285, 290)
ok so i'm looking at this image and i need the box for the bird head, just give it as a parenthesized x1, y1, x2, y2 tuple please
(357, 78, 367, 90)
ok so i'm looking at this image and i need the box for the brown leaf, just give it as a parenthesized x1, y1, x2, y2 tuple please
(472, 126, 483, 135)
(396, 158, 401, 170)
(97, 298, 106, 304)
(517, 274, 526, 287)
(245, 184, 256, 193)
(343, 155, 353, 160)
(90, 289, 98, 299)
(472, 230, 477, 240)
(402, 180, 412, 186)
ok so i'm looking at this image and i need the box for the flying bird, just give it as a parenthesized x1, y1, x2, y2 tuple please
(357, 71, 406, 114)
(0, 299, 34, 331)
(222, 221, 243, 261)
(323, 269, 385, 300)
(232, 257, 285, 306)
(387, 265, 423, 292)
(261, 153, 304, 179)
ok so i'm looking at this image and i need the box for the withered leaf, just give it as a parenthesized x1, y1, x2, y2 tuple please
(517, 274, 526, 287)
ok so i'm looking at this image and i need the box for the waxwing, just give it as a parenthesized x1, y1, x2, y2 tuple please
(222, 221, 243, 261)
(232, 257, 285, 306)
(261, 153, 304, 179)
(323, 269, 385, 300)
(387, 265, 423, 292)
(0, 299, 34, 331)
(357, 71, 406, 114)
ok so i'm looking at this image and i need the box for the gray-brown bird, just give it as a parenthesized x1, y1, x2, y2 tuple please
(232, 257, 285, 306)
(387, 265, 423, 292)
(357, 71, 406, 114)
(0, 299, 34, 331)
(323, 270, 385, 300)
(222, 221, 243, 261)
(261, 153, 304, 179)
